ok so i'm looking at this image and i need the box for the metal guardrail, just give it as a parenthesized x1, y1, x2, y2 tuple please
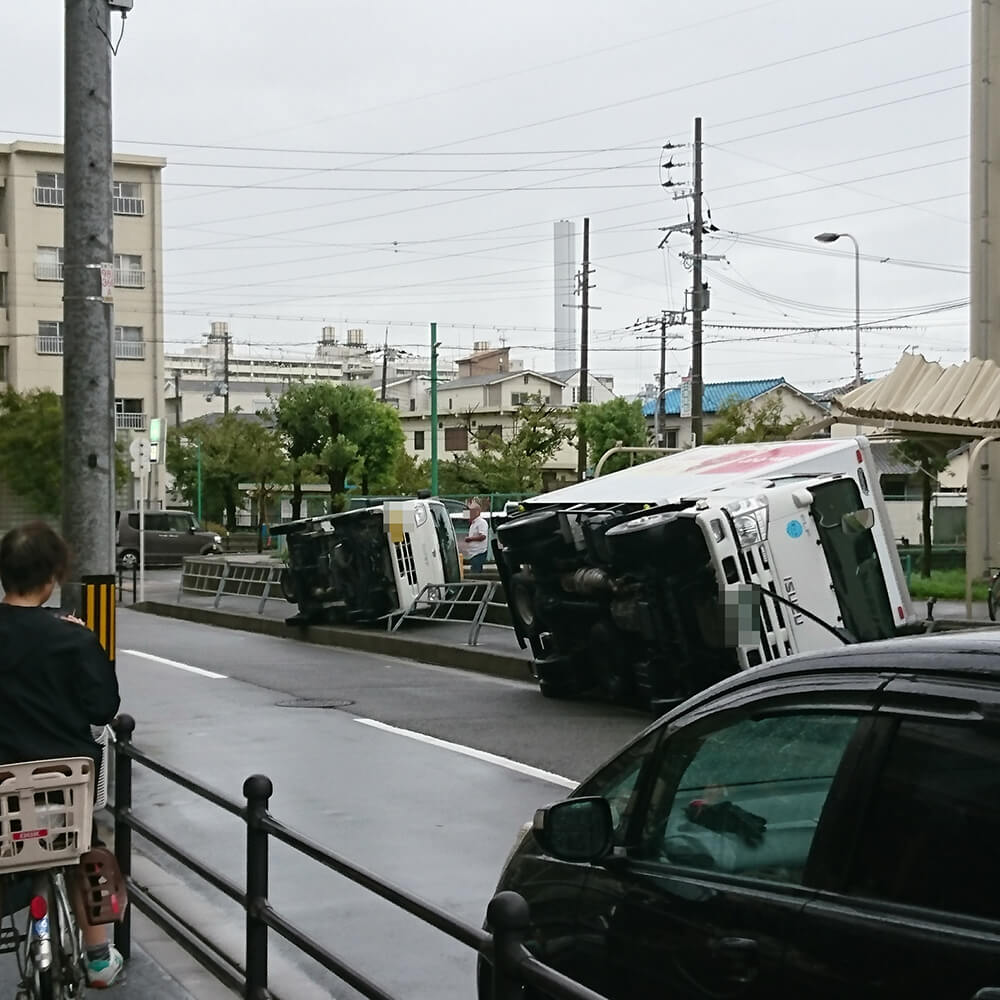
(389, 580, 513, 645)
(179, 557, 286, 615)
(111, 715, 607, 1000)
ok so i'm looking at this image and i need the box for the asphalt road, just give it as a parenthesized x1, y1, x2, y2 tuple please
(111, 608, 649, 999)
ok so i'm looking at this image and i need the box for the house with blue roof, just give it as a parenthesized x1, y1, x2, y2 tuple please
(642, 377, 829, 448)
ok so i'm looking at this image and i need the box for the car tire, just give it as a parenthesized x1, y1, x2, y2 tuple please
(604, 511, 678, 566)
(119, 550, 139, 571)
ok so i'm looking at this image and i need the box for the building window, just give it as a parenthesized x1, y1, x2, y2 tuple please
(666, 429, 678, 449)
(114, 397, 145, 431)
(113, 253, 145, 288)
(444, 427, 469, 452)
(448, 397, 453, 410)
(0, 272, 7, 308)
(36, 320, 64, 355)
(572, 387, 578, 403)
(0, 345, 7, 382)
(413, 430, 425, 451)
(34, 246, 64, 282)
(408, 398, 415, 412)
(112, 180, 144, 216)
(34, 172, 64, 207)
(114, 325, 145, 360)
(523, 374, 529, 384)
(511, 392, 533, 407)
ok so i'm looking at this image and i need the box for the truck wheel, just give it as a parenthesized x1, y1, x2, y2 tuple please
(497, 510, 560, 551)
(508, 571, 540, 636)
(279, 568, 297, 603)
(604, 511, 678, 566)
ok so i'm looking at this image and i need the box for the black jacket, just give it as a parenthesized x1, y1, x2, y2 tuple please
(0, 605, 120, 767)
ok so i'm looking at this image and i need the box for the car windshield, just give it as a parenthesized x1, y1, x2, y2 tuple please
(808, 479, 895, 641)
(430, 503, 462, 583)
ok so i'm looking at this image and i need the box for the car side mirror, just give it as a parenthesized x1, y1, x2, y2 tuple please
(532, 797, 614, 863)
(841, 508, 875, 536)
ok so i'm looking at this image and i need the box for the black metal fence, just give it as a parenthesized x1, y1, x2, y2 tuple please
(111, 715, 607, 1000)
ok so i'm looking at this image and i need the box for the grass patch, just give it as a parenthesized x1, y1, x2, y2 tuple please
(907, 568, 990, 601)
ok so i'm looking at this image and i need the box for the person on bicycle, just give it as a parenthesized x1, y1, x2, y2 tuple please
(0, 521, 124, 987)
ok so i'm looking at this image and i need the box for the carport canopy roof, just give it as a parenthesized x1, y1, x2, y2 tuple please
(826, 353, 1000, 436)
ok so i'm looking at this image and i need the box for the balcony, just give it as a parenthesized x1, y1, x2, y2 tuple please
(36, 335, 64, 355)
(34, 186, 64, 207)
(115, 411, 146, 431)
(34, 261, 64, 281)
(113, 195, 145, 216)
(114, 268, 145, 289)
(115, 339, 145, 360)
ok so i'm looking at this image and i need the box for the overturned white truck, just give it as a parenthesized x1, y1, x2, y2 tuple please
(271, 498, 462, 625)
(494, 437, 917, 711)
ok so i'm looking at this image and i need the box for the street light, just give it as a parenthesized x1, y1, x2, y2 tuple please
(814, 232, 862, 388)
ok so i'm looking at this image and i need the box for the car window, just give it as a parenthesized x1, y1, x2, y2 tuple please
(144, 513, 168, 531)
(637, 712, 861, 884)
(168, 513, 193, 533)
(847, 720, 1000, 922)
(575, 727, 663, 843)
(126, 513, 139, 530)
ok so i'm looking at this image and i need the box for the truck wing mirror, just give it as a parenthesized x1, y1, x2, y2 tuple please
(841, 508, 875, 535)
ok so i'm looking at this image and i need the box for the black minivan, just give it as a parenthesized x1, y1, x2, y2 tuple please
(480, 631, 1000, 999)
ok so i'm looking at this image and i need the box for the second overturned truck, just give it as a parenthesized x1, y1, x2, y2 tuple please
(494, 437, 917, 710)
(270, 498, 462, 625)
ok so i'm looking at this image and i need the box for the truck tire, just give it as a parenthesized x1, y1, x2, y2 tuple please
(535, 654, 591, 699)
(507, 571, 540, 636)
(604, 511, 678, 566)
(279, 568, 298, 603)
(496, 510, 560, 552)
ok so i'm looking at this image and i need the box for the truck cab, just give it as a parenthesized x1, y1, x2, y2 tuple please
(271, 499, 461, 625)
(495, 437, 916, 710)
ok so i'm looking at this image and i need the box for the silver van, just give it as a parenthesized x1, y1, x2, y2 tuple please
(116, 509, 223, 569)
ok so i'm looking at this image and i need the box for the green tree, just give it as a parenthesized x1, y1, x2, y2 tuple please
(0, 388, 128, 516)
(370, 451, 430, 496)
(704, 394, 807, 444)
(576, 397, 649, 475)
(240, 420, 290, 544)
(0, 388, 64, 514)
(167, 415, 284, 532)
(438, 397, 571, 494)
(893, 436, 956, 578)
(275, 383, 403, 512)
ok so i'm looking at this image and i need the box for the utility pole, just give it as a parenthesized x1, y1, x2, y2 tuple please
(430, 323, 439, 495)
(223, 326, 231, 415)
(62, 0, 116, 610)
(380, 329, 389, 403)
(173, 370, 182, 427)
(658, 313, 667, 447)
(576, 217, 592, 481)
(690, 116, 705, 447)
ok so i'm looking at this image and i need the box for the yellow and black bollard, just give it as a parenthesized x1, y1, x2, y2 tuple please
(81, 574, 116, 667)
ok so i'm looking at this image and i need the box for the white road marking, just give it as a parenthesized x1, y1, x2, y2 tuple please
(121, 649, 228, 680)
(354, 718, 577, 789)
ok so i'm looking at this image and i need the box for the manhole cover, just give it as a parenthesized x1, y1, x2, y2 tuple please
(275, 698, 355, 709)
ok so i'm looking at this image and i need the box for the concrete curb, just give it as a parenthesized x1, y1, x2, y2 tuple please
(134, 601, 532, 682)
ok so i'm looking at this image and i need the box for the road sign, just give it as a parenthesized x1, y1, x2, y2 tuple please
(148, 418, 164, 464)
(100, 262, 114, 302)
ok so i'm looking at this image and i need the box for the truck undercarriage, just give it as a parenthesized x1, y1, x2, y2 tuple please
(496, 504, 743, 711)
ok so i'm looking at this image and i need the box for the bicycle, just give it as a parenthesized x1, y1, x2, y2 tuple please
(989, 567, 1000, 622)
(0, 756, 97, 999)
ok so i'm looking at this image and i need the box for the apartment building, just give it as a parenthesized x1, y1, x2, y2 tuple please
(0, 140, 166, 503)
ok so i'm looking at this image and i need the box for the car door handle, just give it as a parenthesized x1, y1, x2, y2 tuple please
(716, 937, 758, 985)
(973, 990, 1000, 1000)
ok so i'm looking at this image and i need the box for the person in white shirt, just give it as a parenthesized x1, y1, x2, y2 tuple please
(461, 502, 489, 573)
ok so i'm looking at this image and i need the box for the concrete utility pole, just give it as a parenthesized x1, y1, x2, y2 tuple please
(62, 0, 116, 609)
(380, 329, 389, 402)
(430, 323, 439, 495)
(969, 0, 1000, 583)
(690, 117, 705, 447)
(223, 326, 231, 415)
(576, 217, 592, 481)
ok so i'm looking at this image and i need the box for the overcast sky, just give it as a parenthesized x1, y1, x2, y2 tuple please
(2, 1, 971, 394)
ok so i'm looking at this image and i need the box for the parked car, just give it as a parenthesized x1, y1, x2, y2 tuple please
(115, 509, 223, 569)
(479, 631, 1000, 1000)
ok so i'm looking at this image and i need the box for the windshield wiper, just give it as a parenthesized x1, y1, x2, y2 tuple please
(751, 584, 858, 645)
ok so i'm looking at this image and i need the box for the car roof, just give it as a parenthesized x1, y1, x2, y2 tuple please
(666, 629, 1000, 718)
